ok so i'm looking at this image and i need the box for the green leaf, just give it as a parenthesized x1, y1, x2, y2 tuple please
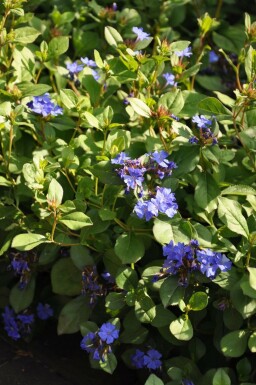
(14, 27, 40, 44)
(59, 212, 93, 230)
(213, 368, 231, 385)
(114, 233, 145, 263)
(170, 316, 193, 341)
(18, 83, 52, 97)
(248, 267, 256, 291)
(144, 374, 164, 385)
(115, 266, 138, 291)
(127, 97, 151, 118)
(172, 145, 200, 177)
(221, 330, 249, 357)
(99, 352, 117, 374)
(51, 258, 82, 296)
(70, 245, 94, 269)
(188, 292, 208, 311)
(159, 89, 184, 115)
(104, 26, 123, 47)
(47, 178, 63, 208)
(248, 331, 256, 353)
(160, 276, 185, 307)
(12, 233, 47, 251)
(60, 89, 78, 109)
(218, 197, 249, 239)
(105, 292, 126, 311)
(57, 296, 91, 335)
(81, 75, 101, 106)
(240, 128, 256, 151)
(48, 36, 69, 58)
(9, 277, 35, 313)
(135, 289, 156, 323)
(198, 97, 232, 118)
(194, 172, 220, 213)
(221, 184, 256, 196)
(83, 111, 100, 129)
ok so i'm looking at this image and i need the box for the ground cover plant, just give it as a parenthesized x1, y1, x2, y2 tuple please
(1, 0, 256, 384)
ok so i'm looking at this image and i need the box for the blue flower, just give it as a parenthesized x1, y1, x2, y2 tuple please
(134, 200, 159, 221)
(27, 93, 63, 117)
(66, 61, 84, 74)
(182, 379, 195, 385)
(98, 322, 119, 344)
(150, 150, 170, 168)
(196, 249, 232, 279)
(209, 50, 219, 63)
(80, 331, 96, 354)
(91, 69, 100, 81)
(131, 349, 145, 368)
(81, 57, 97, 67)
(2, 306, 21, 340)
(175, 47, 192, 58)
(36, 303, 54, 320)
(163, 72, 177, 86)
(151, 187, 178, 218)
(11, 258, 29, 275)
(123, 167, 145, 191)
(192, 114, 212, 129)
(189, 136, 199, 144)
(111, 152, 131, 165)
(132, 26, 150, 41)
(17, 314, 34, 324)
(143, 349, 162, 370)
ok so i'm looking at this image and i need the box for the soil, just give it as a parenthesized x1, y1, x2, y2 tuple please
(0, 323, 138, 385)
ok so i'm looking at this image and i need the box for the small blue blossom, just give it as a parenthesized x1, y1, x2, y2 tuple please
(189, 136, 199, 144)
(192, 114, 212, 129)
(17, 314, 34, 324)
(150, 150, 170, 168)
(151, 187, 178, 218)
(66, 61, 84, 74)
(81, 322, 119, 361)
(132, 26, 150, 41)
(163, 72, 177, 86)
(2, 306, 20, 340)
(196, 249, 232, 279)
(36, 303, 54, 320)
(175, 47, 192, 58)
(122, 167, 146, 191)
(131, 349, 146, 368)
(182, 379, 195, 385)
(81, 57, 97, 67)
(111, 152, 131, 165)
(91, 69, 100, 81)
(80, 331, 96, 354)
(27, 93, 63, 117)
(134, 200, 159, 221)
(11, 258, 29, 275)
(98, 322, 119, 344)
(209, 50, 219, 63)
(143, 349, 162, 370)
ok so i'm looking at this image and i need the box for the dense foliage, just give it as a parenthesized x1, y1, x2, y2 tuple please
(1, 0, 256, 384)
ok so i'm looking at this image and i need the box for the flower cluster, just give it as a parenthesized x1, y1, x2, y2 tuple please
(189, 114, 217, 145)
(134, 187, 178, 221)
(8, 250, 37, 289)
(27, 93, 63, 117)
(81, 266, 115, 305)
(80, 322, 119, 361)
(2, 303, 53, 340)
(112, 151, 178, 221)
(155, 240, 232, 286)
(131, 348, 162, 370)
